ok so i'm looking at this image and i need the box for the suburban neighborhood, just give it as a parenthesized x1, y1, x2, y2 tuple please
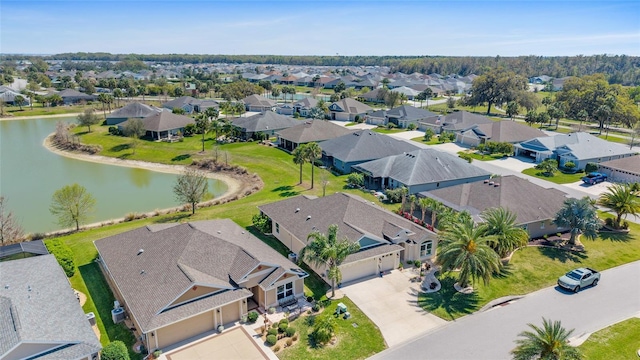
(1, 2, 640, 360)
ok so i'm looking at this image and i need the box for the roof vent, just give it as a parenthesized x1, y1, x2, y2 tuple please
(295, 208, 300, 213)
(27, 285, 31, 292)
(217, 230, 221, 234)
(484, 179, 489, 183)
(4, 285, 9, 290)
(137, 249, 144, 256)
(140, 270, 146, 275)
(489, 181, 494, 185)
(306, 215, 311, 221)
(494, 183, 500, 187)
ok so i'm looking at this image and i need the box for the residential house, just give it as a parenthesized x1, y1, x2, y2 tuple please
(0, 255, 102, 360)
(276, 97, 319, 117)
(119, 111, 194, 140)
(418, 111, 493, 134)
(58, 88, 96, 105)
(419, 175, 569, 238)
(277, 120, 354, 152)
(242, 94, 277, 112)
(106, 102, 163, 125)
(391, 86, 421, 100)
(328, 98, 373, 121)
(456, 120, 548, 147)
(232, 111, 300, 140)
(320, 130, 420, 173)
(162, 96, 218, 114)
(529, 75, 552, 84)
(258, 193, 437, 284)
(0, 86, 30, 106)
(552, 77, 572, 91)
(353, 149, 491, 194)
(358, 88, 386, 104)
(95, 220, 308, 352)
(366, 105, 438, 128)
(514, 132, 637, 169)
(597, 155, 640, 184)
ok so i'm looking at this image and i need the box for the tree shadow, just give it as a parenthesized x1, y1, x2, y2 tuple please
(598, 231, 632, 242)
(493, 264, 513, 279)
(171, 154, 191, 162)
(537, 246, 588, 263)
(272, 185, 300, 198)
(153, 213, 191, 223)
(417, 275, 480, 321)
(110, 143, 131, 152)
(117, 153, 132, 159)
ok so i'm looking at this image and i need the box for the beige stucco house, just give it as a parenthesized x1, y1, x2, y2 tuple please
(94, 219, 307, 352)
(258, 193, 438, 285)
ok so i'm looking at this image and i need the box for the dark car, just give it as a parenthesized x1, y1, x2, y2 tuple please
(582, 172, 607, 185)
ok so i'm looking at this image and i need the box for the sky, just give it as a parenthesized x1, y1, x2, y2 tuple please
(1, 1, 639, 57)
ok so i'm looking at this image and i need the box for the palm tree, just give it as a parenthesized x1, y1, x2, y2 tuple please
(292, 144, 306, 184)
(511, 318, 582, 360)
(418, 197, 430, 223)
(303, 142, 321, 189)
(428, 199, 447, 229)
(194, 113, 210, 152)
(597, 184, 640, 229)
(436, 218, 501, 289)
(481, 207, 529, 258)
(300, 224, 360, 298)
(408, 195, 417, 218)
(553, 197, 600, 246)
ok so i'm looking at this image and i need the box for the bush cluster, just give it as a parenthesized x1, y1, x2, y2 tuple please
(45, 239, 76, 277)
(266, 334, 277, 346)
(101, 341, 130, 360)
(247, 311, 259, 323)
(267, 328, 278, 336)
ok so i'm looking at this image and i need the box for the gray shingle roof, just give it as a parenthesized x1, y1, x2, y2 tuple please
(353, 149, 490, 186)
(320, 130, 420, 163)
(162, 96, 199, 108)
(419, 175, 569, 224)
(258, 193, 435, 264)
(517, 132, 636, 160)
(107, 102, 162, 119)
(277, 120, 354, 144)
(242, 94, 276, 107)
(232, 111, 300, 132)
(94, 220, 306, 333)
(329, 98, 373, 114)
(598, 155, 640, 175)
(467, 120, 547, 143)
(120, 111, 194, 132)
(0, 255, 101, 359)
(369, 105, 438, 122)
(420, 111, 493, 131)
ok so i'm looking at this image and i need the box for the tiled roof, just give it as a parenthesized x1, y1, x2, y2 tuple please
(95, 220, 306, 333)
(0, 255, 101, 359)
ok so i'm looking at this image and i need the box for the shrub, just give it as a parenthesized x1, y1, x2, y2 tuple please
(252, 213, 272, 234)
(45, 239, 76, 277)
(347, 173, 364, 188)
(563, 161, 576, 170)
(310, 316, 335, 345)
(292, 334, 299, 341)
(183, 123, 196, 136)
(279, 318, 289, 325)
(247, 311, 259, 323)
(124, 212, 137, 222)
(311, 303, 320, 312)
(268, 307, 276, 314)
(278, 322, 288, 333)
(274, 345, 281, 352)
(108, 126, 122, 136)
(268, 328, 278, 336)
(423, 128, 434, 141)
(285, 327, 296, 337)
(286, 338, 293, 347)
(266, 335, 277, 346)
(153, 350, 162, 359)
(585, 162, 598, 173)
(101, 341, 130, 360)
(386, 122, 397, 129)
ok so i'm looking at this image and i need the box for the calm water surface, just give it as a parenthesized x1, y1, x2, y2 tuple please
(0, 117, 226, 233)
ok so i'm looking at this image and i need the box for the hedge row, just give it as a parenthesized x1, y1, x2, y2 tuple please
(45, 239, 76, 277)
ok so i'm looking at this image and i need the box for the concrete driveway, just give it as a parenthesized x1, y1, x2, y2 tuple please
(341, 270, 447, 347)
(163, 327, 275, 360)
(562, 180, 611, 197)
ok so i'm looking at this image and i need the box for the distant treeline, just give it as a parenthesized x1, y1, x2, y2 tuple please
(3, 52, 639, 85)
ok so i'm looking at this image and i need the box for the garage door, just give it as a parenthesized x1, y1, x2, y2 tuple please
(221, 302, 240, 325)
(156, 310, 215, 349)
(380, 253, 396, 272)
(341, 258, 376, 284)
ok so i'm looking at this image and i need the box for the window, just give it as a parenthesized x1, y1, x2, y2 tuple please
(420, 241, 433, 257)
(275, 223, 280, 234)
(277, 282, 293, 300)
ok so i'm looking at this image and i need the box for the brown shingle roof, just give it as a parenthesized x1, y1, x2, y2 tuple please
(94, 220, 306, 333)
(420, 175, 569, 224)
(470, 120, 547, 143)
(598, 155, 640, 175)
(258, 193, 435, 264)
(277, 120, 354, 144)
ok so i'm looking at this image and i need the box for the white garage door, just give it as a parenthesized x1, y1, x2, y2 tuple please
(341, 258, 376, 284)
(380, 253, 396, 272)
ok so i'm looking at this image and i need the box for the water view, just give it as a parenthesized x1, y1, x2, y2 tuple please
(0, 117, 227, 233)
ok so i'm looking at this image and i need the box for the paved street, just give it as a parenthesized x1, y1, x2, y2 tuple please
(370, 261, 640, 360)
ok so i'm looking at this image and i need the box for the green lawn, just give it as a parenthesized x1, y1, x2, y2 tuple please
(278, 297, 385, 360)
(521, 167, 584, 184)
(3, 103, 95, 117)
(578, 317, 640, 359)
(420, 217, 640, 320)
(371, 127, 405, 134)
(410, 136, 452, 146)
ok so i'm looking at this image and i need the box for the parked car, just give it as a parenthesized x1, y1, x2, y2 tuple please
(582, 172, 607, 185)
(557, 267, 600, 292)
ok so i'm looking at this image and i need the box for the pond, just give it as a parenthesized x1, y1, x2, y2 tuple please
(0, 117, 227, 234)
